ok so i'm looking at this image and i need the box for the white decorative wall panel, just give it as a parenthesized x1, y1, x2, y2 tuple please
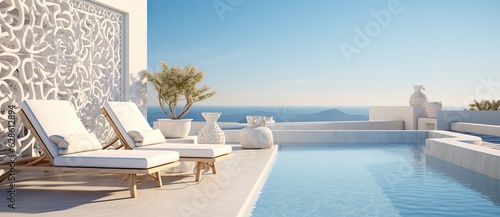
(0, 0, 124, 161)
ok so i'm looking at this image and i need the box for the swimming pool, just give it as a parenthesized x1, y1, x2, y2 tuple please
(251, 143, 500, 216)
(453, 131, 500, 145)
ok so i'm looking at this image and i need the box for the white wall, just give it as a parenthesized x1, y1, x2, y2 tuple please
(191, 120, 405, 143)
(369, 106, 427, 130)
(437, 111, 500, 130)
(426, 131, 500, 180)
(222, 129, 427, 144)
(91, 0, 148, 114)
(267, 120, 404, 131)
(0, 0, 147, 160)
(190, 120, 403, 134)
(418, 117, 437, 130)
(451, 122, 500, 136)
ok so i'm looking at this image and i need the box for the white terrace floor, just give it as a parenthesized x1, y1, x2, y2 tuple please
(0, 145, 277, 217)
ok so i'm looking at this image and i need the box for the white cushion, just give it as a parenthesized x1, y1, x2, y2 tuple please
(21, 100, 89, 157)
(104, 101, 233, 158)
(104, 102, 153, 148)
(54, 150, 179, 168)
(128, 129, 166, 146)
(134, 143, 232, 158)
(21, 100, 181, 169)
(49, 133, 103, 155)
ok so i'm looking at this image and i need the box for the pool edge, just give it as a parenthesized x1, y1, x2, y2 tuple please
(236, 145, 279, 217)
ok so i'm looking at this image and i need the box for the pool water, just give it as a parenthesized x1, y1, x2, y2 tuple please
(251, 143, 500, 217)
(453, 131, 500, 144)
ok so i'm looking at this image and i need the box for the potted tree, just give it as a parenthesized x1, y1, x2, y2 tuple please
(143, 61, 216, 138)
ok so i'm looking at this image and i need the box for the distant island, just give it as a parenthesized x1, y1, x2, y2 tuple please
(206, 109, 368, 123)
(147, 106, 369, 124)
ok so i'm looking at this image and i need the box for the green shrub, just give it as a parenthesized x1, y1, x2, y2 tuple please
(143, 61, 216, 119)
(467, 100, 500, 111)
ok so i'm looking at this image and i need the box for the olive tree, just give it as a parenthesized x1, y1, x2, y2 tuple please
(143, 61, 216, 119)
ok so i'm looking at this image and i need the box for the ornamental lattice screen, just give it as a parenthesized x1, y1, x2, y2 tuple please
(0, 0, 124, 162)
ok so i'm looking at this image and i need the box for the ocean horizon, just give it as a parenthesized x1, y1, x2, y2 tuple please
(146, 105, 467, 126)
(146, 105, 370, 125)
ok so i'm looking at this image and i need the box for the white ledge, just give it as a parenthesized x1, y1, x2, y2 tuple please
(451, 122, 500, 137)
(426, 130, 500, 180)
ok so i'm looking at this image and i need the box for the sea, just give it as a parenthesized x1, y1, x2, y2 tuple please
(146, 106, 370, 125)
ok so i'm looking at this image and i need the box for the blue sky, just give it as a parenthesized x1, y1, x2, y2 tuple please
(146, 0, 500, 107)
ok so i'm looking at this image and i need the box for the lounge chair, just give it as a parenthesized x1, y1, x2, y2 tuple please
(101, 101, 232, 181)
(0, 100, 180, 198)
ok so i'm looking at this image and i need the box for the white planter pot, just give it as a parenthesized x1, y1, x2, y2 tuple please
(157, 119, 192, 138)
(426, 102, 442, 118)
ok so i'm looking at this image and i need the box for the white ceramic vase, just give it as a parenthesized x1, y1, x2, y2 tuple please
(426, 102, 442, 118)
(239, 116, 273, 149)
(197, 112, 225, 144)
(409, 85, 428, 107)
(157, 119, 192, 138)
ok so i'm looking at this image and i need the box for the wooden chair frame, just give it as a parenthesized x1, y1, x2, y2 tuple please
(0, 109, 180, 198)
(101, 107, 233, 181)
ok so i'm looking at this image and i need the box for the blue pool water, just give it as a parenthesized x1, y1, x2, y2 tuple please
(453, 131, 500, 144)
(251, 143, 500, 216)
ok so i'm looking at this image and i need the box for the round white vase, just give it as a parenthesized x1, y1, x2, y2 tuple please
(409, 85, 428, 107)
(426, 102, 442, 118)
(157, 119, 192, 138)
(239, 116, 273, 149)
(197, 112, 225, 144)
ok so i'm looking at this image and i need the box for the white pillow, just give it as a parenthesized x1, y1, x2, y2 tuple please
(49, 133, 102, 155)
(128, 129, 165, 146)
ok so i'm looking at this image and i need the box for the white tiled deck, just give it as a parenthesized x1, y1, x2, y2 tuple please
(0, 145, 278, 217)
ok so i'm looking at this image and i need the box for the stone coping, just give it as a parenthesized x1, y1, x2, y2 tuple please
(451, 122, 500, 137)
(426, 130, 500, 180)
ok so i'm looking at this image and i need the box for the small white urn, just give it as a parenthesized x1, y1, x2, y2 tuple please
(426, 101, 442, 118)
(197, 112, 225, 144)
(239, 116, 273, 149)
(409, 85, 428, 107)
